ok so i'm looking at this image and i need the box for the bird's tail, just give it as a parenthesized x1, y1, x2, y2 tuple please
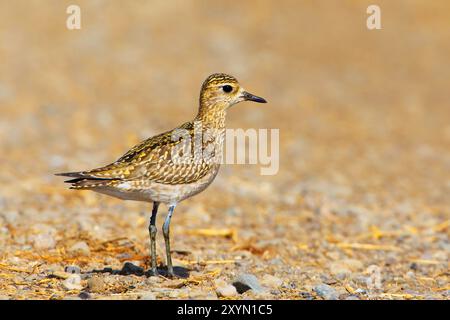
(55, 172, 115, 189)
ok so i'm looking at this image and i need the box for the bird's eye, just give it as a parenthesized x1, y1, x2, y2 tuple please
(222, 85, 233, 93)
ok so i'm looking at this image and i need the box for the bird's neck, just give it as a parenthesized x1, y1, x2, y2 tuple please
(195, 101, 227, 129)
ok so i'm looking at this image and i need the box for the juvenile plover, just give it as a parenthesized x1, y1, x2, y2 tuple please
(57, 73, 267, 277)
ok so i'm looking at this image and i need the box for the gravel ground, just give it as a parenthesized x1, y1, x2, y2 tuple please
(0, 1, 448, 300)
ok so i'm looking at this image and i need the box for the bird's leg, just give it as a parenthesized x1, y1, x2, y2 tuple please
(162, 204, 176, 277)
(148, 201, 160, 276)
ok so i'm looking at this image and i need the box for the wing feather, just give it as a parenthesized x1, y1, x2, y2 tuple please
(57, 121, 220, 186)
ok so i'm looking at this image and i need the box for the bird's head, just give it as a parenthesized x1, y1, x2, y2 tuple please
(199, 73, 267, 112)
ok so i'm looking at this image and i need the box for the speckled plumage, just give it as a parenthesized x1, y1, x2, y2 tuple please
(62, 122, 217, 186)
(57, 73, 265, 205)
(56, 73, 266, 277)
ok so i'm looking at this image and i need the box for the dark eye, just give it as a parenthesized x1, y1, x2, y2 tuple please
(222, 85, 233, 93)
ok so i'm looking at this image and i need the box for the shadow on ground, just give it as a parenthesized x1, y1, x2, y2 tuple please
(89, 262, 190, 278)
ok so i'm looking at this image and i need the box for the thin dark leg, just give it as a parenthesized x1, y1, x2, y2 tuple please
(149, 202, 159, 275)
(162, 204, 176, 277)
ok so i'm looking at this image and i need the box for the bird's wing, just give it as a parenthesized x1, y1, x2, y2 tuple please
(57, 122, 217, 186)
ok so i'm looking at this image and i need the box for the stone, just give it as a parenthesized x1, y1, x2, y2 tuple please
(78, 291, 91, 300)
(63, 274, 83, 291)
(65, 265, 81, 274)
(313, 284, 339, 300)
(140, 292, 156, 300)
(68, 241, 91, 256)
(88, 276, 105, 293)
(261, 274, 283, 289)
(32, 233, 56, 250)
(232, 273, 265, 294)
(299, 291, 314, 300)
(216, 284, 238, 297)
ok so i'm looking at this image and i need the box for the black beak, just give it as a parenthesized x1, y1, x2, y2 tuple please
(242, 91, 267, 103)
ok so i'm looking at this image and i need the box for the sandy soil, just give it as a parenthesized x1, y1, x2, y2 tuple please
(0, 1, 448, 299)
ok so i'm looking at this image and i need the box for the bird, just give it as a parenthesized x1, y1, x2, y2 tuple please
(56, 73, 267, 277)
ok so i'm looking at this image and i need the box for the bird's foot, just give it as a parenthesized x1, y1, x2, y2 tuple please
(151, 269, 159, 277)
(146, 266, 189, 278)
(166, 267, 176, 279)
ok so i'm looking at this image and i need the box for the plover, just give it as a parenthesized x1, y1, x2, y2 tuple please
(57, 73, 267, 277)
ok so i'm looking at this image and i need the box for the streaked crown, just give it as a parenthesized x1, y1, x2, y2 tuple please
(201, 73, 239, 91)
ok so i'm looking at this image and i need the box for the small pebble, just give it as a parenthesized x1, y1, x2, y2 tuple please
(313, 284, 339, 300)
(261, 274, 283, 289)
(78, 291, 91, 300)
(299, 291, 314, 300)
(63, 274, 83, 291)
(65, 265, 81, 274)
(216, 284, 238, 297)
(32, 233, 56, 250)
(233, 273, 265, 294)
(88, 276, 105, 293)
(68, 241, 91, 256)
(140, 293, 156, 300)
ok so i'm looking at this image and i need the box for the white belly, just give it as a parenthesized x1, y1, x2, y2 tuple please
(93, 166, 220, 205)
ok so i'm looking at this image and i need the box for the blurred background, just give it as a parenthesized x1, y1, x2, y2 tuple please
(0, 0, 448, 299)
